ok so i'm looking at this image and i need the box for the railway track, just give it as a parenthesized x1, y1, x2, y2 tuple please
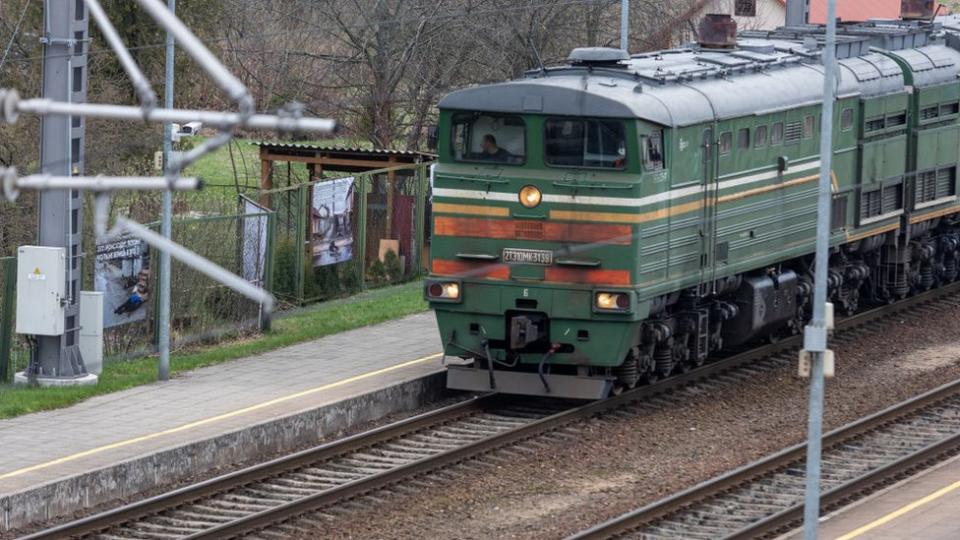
(24, 281, 960, 540)
(568, 377, 960, 540)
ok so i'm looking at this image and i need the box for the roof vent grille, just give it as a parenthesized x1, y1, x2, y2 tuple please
(568, 47, 629, 67)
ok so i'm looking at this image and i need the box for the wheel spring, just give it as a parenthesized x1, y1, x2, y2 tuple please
(614, 357, 640, 388)
(654, 344, 673, 375)
(945, 257, 958, 282)
(921, 264, 935, 290)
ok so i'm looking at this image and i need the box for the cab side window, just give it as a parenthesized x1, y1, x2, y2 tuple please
(719, 132, 733, 155)
(771, 122, 784, 145)
(755, 125, 768, 148)
(642, 130, 664, 171)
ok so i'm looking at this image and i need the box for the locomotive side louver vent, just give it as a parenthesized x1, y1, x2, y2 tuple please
(784, 121, 803, 144)
(861, 190, 882, 218)
(937, 168, 956, 197)
(882, 183, 903, 213)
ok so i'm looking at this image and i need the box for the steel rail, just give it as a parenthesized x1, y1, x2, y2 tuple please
(25, 280, 960, 540)
(725, 432, 960, 540)
(568, 314, 960, 538)
(19, 396, 495, 539)
(571, 381, 960, 540)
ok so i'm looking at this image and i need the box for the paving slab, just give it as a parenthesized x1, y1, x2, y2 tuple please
(0, 311, 450, 531)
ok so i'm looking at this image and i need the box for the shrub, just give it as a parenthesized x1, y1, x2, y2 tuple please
(383, 249, 403, 284)
(272, 238, 299, 299)
(368, 258, 387, 286)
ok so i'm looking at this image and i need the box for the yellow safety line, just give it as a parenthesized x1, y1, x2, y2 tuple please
(0, 352, 443, 482)
(834, 478, 960, 540)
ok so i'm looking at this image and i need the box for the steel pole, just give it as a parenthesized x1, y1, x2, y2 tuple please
(158, 0, 175, 382)
(803, 0, 837, 537)
(620, 0, 629, 52)
(786, 0, 808, 26)
(34, 0, 90, 382)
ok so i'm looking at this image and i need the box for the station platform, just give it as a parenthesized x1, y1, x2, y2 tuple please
(0, 311, 448, 532)
(785, 453, 960, 540)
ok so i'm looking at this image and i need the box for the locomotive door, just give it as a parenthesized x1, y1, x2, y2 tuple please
(697, 126, 720, 293)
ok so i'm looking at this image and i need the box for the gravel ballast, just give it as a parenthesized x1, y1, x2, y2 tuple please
(307, 303, 960, 539)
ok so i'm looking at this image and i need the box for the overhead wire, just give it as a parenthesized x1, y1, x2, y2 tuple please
(0, 0, 33, 71)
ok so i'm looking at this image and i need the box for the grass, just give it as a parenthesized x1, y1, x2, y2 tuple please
(0, 281, 428, 420)
(179, 136, 371, 212)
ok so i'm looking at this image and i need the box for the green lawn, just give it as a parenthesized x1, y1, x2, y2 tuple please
(0, 281, 429, 419)
(179, 136, 371, 213)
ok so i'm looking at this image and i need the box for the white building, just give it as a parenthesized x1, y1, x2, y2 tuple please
(697, 0, 787, 32)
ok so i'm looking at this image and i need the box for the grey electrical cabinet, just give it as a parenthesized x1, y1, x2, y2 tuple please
(16, 246, 66, 336)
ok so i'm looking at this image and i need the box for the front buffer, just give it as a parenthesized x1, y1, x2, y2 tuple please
(427, 280, 644, 400)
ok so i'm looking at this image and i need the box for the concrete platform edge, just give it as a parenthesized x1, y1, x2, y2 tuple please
(0, 371, 447, 532)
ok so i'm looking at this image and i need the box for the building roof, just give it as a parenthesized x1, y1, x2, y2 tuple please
(252, 141, 434, 159)
(807, 0, 949, 24)
(253, 141, 435, 173)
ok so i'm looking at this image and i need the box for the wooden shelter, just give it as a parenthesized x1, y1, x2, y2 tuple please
(255, 142, 433, 236)
(255, 142, 435, 275)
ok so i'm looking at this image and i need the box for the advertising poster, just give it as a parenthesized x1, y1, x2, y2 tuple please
(311, 176, 355, 267)
(240, 196, 269, 286)
(94, 233, 151, 328)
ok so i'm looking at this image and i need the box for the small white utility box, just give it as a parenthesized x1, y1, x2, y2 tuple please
(79, 291, 104, 375)
(16, 246, 66, 336)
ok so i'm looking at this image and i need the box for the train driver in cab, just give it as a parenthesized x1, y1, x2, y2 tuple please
(480, 134, 513, 162)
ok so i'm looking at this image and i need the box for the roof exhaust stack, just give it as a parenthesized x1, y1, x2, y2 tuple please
(901, 0, 935, 20)
(698, 14, 737, 49)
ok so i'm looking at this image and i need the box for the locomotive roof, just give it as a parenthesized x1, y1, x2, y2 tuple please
(439, 29, 960, 128)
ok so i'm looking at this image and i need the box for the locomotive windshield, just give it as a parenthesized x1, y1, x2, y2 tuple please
(451, 112, 526, 165)
(545, 118, 626, 169)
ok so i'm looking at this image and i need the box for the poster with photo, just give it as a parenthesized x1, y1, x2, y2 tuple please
(95, 233, 151, 328)
(240, 196, 269, 286)
(311, 176, 355, 267)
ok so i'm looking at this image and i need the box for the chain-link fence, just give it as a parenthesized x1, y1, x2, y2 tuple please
(0, 256, 30, 382)
(265, 162, 430, 305)
(93, 208, 275, 360)
(0, 161, 427, 373)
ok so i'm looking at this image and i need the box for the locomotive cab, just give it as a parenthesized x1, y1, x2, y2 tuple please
(427, 89, 669, 399)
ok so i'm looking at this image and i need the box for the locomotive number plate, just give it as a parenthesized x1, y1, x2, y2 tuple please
(502, 248, 553, 265)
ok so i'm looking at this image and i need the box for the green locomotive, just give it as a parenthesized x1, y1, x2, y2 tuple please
(426, 14, 960, 399)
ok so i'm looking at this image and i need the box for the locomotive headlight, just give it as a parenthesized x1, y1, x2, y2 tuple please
(519, 185, 542, 208)
(595, 291, 630, 311)
(426, 280, 462, 302)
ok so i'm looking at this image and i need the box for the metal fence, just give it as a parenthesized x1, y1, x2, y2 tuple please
(266, 163, 430, 305)
(0, 161, 429, 373)
(96, 209, 275, 359)
(0, 256, 29, 382)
